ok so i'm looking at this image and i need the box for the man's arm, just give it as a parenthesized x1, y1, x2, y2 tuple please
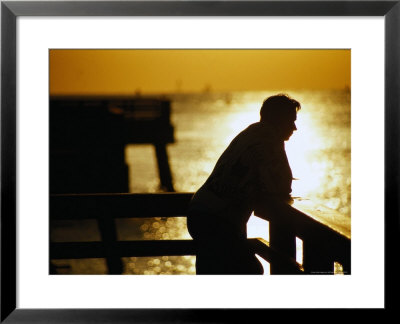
(254, 142, 293, 199)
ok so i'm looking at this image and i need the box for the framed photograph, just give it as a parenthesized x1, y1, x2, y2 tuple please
(1, 0, 398, 321)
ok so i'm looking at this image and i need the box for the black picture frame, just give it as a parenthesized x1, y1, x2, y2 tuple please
(1, 0, 398, 321)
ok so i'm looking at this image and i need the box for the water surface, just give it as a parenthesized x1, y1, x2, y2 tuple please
(52, 90, 351, 274)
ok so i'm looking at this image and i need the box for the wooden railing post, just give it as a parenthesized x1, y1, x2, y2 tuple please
(154, 143, 174, 192)
(302, 231, 351, 274)
(268, 222, 297, 274)
(302, 242, 335, 274)
(339, 247, 351, 274)
(97, 215, 123, 274)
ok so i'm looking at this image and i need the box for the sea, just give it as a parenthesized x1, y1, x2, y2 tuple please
(51, 89, 351, 275)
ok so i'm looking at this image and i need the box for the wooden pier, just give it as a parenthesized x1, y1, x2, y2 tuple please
(50, 96, 175, 194)
(50, 193, 351, 275)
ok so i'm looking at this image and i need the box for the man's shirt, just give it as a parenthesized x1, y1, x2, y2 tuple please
(189, 122, 293, 221)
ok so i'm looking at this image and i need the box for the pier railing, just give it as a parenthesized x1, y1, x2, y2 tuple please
(253, 199, 351, 274)
(50, 193, 350, 275)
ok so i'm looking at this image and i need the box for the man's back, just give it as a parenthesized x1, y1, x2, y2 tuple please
(190, 122, 292, 221)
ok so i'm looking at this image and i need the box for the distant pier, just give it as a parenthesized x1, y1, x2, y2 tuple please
(50, 96, 175, 194)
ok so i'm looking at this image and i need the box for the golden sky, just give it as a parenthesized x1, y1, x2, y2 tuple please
(50, 49, 350, 95)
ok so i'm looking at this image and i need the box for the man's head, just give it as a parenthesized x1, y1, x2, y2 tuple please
(260, 94, 301, 141)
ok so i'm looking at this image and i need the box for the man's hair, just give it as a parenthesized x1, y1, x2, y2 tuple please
(260, 94, 301, 123)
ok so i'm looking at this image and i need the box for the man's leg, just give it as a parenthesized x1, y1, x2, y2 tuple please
(195, 238, 263, 275)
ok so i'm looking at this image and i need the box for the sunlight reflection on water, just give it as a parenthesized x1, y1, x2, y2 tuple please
(51, 90, 350, 275)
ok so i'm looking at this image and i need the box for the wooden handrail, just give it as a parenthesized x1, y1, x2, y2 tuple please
(50, 192, 193, 220)
(255, 200, 351, 274)
(50, 193, 350, 275)
(51, 240, 196, 259)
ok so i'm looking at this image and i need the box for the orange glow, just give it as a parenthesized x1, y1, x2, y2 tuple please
(50, 49, 350, 95)
(49, 50, 351, 275)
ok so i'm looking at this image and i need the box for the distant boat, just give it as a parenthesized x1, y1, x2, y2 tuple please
(224, 93, 232, 105)
(203, 84, 212, 94)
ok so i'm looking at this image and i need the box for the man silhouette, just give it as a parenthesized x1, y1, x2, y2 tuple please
(187, 94, 301, 274)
